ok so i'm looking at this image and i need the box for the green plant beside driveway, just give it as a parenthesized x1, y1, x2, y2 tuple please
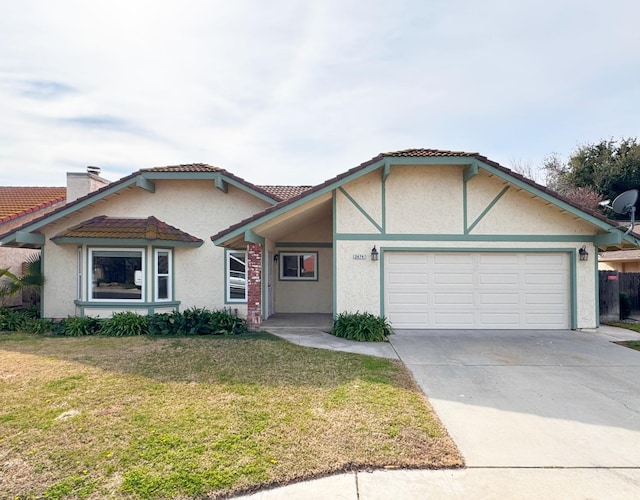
(331, 311, 393, 342)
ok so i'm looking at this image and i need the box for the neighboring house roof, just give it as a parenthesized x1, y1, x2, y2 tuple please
(51, 215, 203, 245)
(0, 164, 281, 247)
(599, 249, 640, 262)
(0, 186, 66, 223)
(258, 185, 312, 200)
(211, 148, 640, 249)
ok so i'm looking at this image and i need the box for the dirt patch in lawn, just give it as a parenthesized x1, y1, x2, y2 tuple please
(0, 333, 462, 499)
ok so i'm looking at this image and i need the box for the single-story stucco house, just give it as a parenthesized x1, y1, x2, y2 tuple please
(1, 149, 638, 330)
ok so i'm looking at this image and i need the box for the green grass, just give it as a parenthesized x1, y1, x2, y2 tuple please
(0, 333, 461, 499)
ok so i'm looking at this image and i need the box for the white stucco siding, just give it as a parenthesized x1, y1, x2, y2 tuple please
(467, 173, 595, 235)
(336, 240, 598, 329)
(275, 247, 332, 313)
(42, 244, 79, 318)
(271, 213, 333, 314)
(335, 172, 383, 234)
(385, 166, 464, 234)
(41, 180, 270, 318)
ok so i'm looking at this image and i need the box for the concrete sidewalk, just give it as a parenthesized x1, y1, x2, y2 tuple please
(238, 468, 640, 499)
(243, 326, 640, 499)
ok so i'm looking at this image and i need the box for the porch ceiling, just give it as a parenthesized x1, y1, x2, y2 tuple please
(257, 195, 332, 242)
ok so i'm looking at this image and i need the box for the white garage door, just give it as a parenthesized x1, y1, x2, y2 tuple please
(385, 252, 570, 329)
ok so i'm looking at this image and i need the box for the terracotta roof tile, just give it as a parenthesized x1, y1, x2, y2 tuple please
(258, 185, 312, 200)
(211, 148, 640, 245)
(53, 215, 202, 243)
(141, 163, 222, 173)
(0, 187, 66, 223)
(384, 148, 477, 157)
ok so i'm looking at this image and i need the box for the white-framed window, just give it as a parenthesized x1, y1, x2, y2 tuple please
(279, 252, 317, 281)
(226, 250, 247, 302)
(154, 249, 172, 301)
(89, 248, 145, 302)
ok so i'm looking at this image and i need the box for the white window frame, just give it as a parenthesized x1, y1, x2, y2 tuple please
(154, 248, 172, 302)
(279, 252, 318, 281)
(226, 250, 247, 303)
(88, 247, 145, 302)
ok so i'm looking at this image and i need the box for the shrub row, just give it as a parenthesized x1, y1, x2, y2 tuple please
(0, 307, 248, 337)
(331, 311, 393, 342)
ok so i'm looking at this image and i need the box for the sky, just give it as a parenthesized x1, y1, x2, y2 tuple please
(1, 0, 639, 188)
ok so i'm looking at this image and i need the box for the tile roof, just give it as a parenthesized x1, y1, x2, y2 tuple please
(599, 249, 640, 261)
(141, 163, 222, 173)
(384, 148, 477, 157)
(258, 185, 312, 200)
(0, 163, 280, 244)
(52, 215, 202, 243)
(0, 187, 66, 223)
(211, 148, 640, 245)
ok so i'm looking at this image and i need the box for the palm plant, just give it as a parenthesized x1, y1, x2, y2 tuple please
(0, 253, 45, 305)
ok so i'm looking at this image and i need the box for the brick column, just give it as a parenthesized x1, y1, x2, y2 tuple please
(246, 243, 262, 329)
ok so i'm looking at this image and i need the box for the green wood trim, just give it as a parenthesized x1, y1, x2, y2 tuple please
(278, 251, 319, 282)
(332, 190, 337, 319)
(74, 300, 180, 309)
(466, 185, 510, 234)
(569, 250, 577, 329)
(382, 161, 391, 182)
(594, 231, 623, 247)
(52, 237, 203, 248)
(136, 176, 155, 193)
(214, 173, 228, 193)
(244, 230, 265, 245)
(1, 177, 138, 241)
(213, 159, 389, 245)
(594, 252, 600, 326)
(276, 242, 332, 248)
(220, 175, 276, 205)
(16, 231, 45, 245)
(378, 246, 579, 329)
(477, 159, 626, 234)
(224, 249, 248, 304)
(381, 167, 387, 234)
(463, 163, 478, 182)
(463, 179, 468, 236)
(338, 187, 383, 233)
(335, 233, 596, 242)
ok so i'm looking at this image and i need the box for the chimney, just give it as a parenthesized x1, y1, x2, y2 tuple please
(66, 166, 111, 203)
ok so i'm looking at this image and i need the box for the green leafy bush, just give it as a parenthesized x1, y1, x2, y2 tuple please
(331, 312, 393, 342)
(57, 316, 102, 336)
(101, 311, 148, 336)
(21, 317, 54, 335)
(0, 308, 28, 331)
(148, 308, 247, 336)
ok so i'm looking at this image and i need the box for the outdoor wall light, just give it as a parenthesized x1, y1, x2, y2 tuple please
(371, 246, 379, 261)
(274, 254, 279, 262)
(579, 245, 589, 261)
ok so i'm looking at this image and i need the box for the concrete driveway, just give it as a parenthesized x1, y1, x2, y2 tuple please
(388, 328, 640, 468)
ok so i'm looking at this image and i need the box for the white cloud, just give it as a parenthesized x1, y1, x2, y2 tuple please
(0, 0, 639, 186)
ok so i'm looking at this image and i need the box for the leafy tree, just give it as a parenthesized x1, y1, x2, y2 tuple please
(544, 138, 640, 209)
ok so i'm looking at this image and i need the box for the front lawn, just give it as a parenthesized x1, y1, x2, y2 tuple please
(0, 333, 461, 499)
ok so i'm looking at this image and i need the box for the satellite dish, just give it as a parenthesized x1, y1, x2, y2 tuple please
(611, 189, 638, 215)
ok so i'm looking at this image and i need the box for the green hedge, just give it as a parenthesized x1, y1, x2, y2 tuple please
(1, 307, 248, 337)
(330, 312, 393, 342)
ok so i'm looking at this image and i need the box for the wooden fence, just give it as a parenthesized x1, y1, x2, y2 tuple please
(599, 271, 640, 321)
